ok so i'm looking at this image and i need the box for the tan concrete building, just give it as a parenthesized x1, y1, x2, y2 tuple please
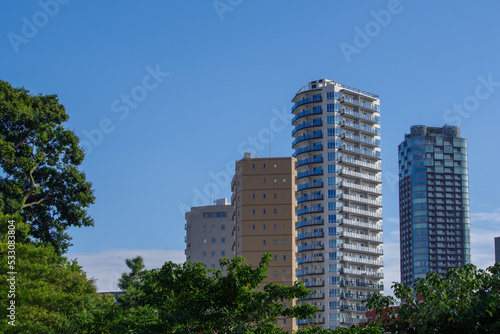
(185, 198, 234, 269)
(231, 153, 298, 332)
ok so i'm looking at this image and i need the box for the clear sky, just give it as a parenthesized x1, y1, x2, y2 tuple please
(2, 1, 500, 293)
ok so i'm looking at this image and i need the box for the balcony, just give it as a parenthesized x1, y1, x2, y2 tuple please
(300, 292, 325, 301)
(339, 256, 383, 266)
(292, 107, 322, 124)
(292, 132, 323, 148)
(341, 231, 383, 243)
(339, 182, 382, 195)
(339, 169, 382, 183)
(297, 243, 324, 252)
(341, 132, 380, 147)
(339, 218, 383, 231)
(339, 292, 372, 301)
(340, 243, 383, 255)
(292, 119, 323, 135)
(340, 108, 379, 124)
(296, 156, 323, 167)
(296, 268, 324, 277)
(340, 194, 382, 207)
(297, 255, 324, 264)
(341, 317, 369, 324)
(297, 231, 324, 240)
(292, 94, 322, 112)
(297, 181, 324, 191)
(338, 156, 381, 171)
(293, 144, 323, 157)
(341, 280, 384, 290)
(340, 145, 381, 159)
(296, 206, 324, 216)
(339, 206, 383, 219)
(296, 219, 324, 229)
(340, 121, 379, 135)
(297, 194, 324, 203)
(340, 96, 378, 111)
(304, 280, 325, 288)
(297, 317, 325, 325)
(340, 268, 384, 278)
(297, 169, 323, 179)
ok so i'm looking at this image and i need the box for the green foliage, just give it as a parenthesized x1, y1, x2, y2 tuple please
(296, 323, 384, 334)
(366, 263, 500, 333)
(0, 80, 95, 254)
(120, 253, 317, 333)
(116, 256, 146, 308)
(0, 240, 115, 333)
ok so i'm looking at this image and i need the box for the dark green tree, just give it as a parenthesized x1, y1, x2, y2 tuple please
(116, 255, 146, 308)
(124, 253, 317, 333)
(365, 263, 500, 333)
(0, 80, 95, 254)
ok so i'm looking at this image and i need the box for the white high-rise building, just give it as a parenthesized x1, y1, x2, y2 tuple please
(292, 79, 383, 329)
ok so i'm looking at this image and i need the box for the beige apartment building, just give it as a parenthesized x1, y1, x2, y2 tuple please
(185, 198, 234, 269)
(231, 153, 298, 332)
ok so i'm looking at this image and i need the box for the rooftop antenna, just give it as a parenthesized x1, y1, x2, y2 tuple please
(209, 179, 212, 205)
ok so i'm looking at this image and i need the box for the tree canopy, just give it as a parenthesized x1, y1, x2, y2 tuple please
(0, 80, 95, 254)
(365, 263, 500, 333)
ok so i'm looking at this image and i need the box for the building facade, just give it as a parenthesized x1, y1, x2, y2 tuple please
(231, 153, 298, 332)
(399, 125, 471, 286)
(185, 198, 234, 269)
(495, 237, 500, 264)
(291, 79, 384, 329)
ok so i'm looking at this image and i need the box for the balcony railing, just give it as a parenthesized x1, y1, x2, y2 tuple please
(341, 280, 384, 290)
(296, 268, 324, 277)
(297, 181, 324, 191)
(341, 132, 380, 147)
(339, 218, 383, 231)
(292, 132, 323, 147)
(340, 194, 382, 207)
(300, 292, 325, 301)
(292, 107, 322, 124)
(297, 255, 324, 264)
(340, 243, 383, 255)
(296, 207, 324, 216)
(296, 219, 324, 229)
(341, 121, 379, 135)
(297, 243, 324, 252)
(292, 94, 322, 112)
(340, 145, 381, 159)
(304, 280, 325, 287)
(296, 156, 323, 167)
(339, 169, 382, 182)
(292, 119, 323, 135)
(339, 206, 383, 219)
(297, 169, 323, 179)
(293, 144, 323, 157)
(340, 96, 378, 111)
(339, 182, 382, 195)
(297, 194, 324, 203)
(297, 231, 324, 240)
(340, 108, 379, 123)
(340, 268, 384, 278)
(339, 156, 381, 171)
(339, 255, 383, 266)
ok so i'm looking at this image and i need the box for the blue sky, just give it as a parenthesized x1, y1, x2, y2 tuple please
(2, 1, 500, 293)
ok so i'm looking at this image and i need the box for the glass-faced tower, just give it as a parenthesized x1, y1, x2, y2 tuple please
(292, 79, 383, 329)
(399, 125, 470, 286)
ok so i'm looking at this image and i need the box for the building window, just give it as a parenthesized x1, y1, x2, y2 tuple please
(263, 209, 266, 214)
(211, 238, 216, 244)
(274, 208, 277, 214)
(283, 271, 287, 276)
(202, 251, 206, 257)
(283, 178, 286, 182)
(221, 224, 225, 230)
(252, 209, 255, 214)
(274, 271, 278, 276)
(211, 251, 215, 257)
(274, 255, 278, 261)
(263, 224, 266, 229)
(221, 250, 225, 257)
(283, 239, 286, 245)
(274, 239, 278, 245)
(263, 178, 266, 183)
(263, 193, 266, 198)
(274, 164, 277, 168)
(202, 225, 207, 231)
(253, 194, 255, 199)
(221, 238, 225, 244)
(211, 225, 216, 231)
(274, 193, 277, 198)
(202, 238, 207, 244)
(263, 163, 266, 168)
(283, 255, 286, 260)
(253, 164, 255, 169)
(263, 240, 267, 245)
(274, 178, 277, 183)
(274, 224, 278, 229)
